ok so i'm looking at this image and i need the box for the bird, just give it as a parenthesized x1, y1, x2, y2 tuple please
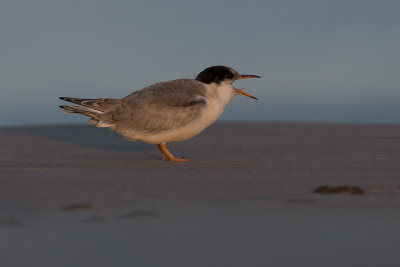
(59, 65, 260, 162)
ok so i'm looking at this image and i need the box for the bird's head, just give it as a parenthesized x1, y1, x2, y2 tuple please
(195, 65, 260, 100)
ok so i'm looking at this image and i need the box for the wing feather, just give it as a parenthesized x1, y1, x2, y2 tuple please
(98, 79, 207, 138)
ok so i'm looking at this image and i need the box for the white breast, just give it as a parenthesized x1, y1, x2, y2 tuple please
(139, 82, 235, 144)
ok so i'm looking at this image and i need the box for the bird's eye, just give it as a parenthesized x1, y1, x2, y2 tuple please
(226, 73, 233, 79)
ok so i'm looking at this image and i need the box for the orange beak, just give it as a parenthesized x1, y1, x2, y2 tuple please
(236, 88, 258, 100)
(237, 74, 261, 80)
(235, 74, 260, 100)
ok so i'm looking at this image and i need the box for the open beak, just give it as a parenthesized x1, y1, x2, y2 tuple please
(235, 74, 260, 100)
(237, 74, 261, 80)
(236, 88, 258, 100)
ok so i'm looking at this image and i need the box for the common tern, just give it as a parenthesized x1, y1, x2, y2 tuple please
(59, 65, 260, 162)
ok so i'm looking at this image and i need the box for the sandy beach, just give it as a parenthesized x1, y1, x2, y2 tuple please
(1, 122, 400, 267)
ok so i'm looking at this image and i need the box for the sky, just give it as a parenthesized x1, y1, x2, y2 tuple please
(1, 0, 399, 126)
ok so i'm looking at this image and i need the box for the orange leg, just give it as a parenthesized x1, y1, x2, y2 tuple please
(156, 143, 189, 162)
(156, 144, 169, 160)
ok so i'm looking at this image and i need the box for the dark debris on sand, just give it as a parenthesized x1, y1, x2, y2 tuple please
(114, 210, 159, 219)
(314, 185, 364, 195)
(61, 202, 95, 211)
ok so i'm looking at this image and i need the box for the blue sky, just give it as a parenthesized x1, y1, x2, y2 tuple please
(1, 0, 399, 125)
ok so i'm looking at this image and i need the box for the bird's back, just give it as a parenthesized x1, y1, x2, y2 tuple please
(97, 79, 210, 143)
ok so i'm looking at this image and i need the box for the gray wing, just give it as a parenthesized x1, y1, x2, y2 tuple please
(98, 79, 207, 136)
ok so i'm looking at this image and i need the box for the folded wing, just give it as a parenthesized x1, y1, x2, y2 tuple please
(97, 79, 208, 138)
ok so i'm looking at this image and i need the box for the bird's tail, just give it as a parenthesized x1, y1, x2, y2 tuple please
(59, 97, 119, 125)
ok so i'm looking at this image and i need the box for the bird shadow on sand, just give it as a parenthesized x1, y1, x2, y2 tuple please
(1, 124, 152, 153)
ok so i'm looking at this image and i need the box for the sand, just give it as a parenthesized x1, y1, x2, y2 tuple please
(1, 122, 400, 267)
